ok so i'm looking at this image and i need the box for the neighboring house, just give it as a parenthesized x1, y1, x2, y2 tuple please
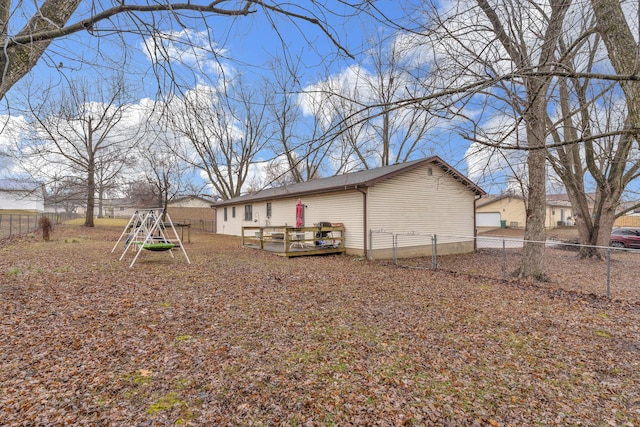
(101, 198, 138, 218)
(105, 195, 216, 227)
(168, 195, 215, 208)
(476, 193, 575, 229)
(0, 179, 44, 212)
(613, 201, 640, 227)
(167, 196, 216, 231)
(215, 156, 485, 259)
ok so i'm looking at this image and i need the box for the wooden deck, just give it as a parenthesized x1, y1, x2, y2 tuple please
(242, 225, 346, 258)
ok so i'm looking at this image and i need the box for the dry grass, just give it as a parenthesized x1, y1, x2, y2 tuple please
(1, 224, 639, 426)
(479, 226, 580, 240)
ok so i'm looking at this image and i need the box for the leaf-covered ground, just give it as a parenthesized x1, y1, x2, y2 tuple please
(1, 224, 639, 426)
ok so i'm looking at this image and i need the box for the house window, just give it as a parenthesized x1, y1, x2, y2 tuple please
(266, 202, 272, 218)
(244, 205, 253, 221)
(232, 207, 236, 218)
(224, 207, 228, 221)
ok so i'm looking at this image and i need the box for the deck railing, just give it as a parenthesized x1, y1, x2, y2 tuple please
(242, 224, 345, 257)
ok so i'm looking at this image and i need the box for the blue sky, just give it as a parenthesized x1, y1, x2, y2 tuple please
(14, 1, 409, 100)
(2, 2, 444, 191)
(1, 1, 559, 197)
(3, 0, 639, 202)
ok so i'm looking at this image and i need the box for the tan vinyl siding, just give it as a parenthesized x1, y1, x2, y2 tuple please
(217, 201, 268, 235)
(477, 197, 574, 229)
(367, 164, 475, 254)
(476, 197, 527, 228)
(300, 191, 364, 252)
(217, 192, 365, 252)
(546, 205, 574, 228)
(267, 192, 364, 252)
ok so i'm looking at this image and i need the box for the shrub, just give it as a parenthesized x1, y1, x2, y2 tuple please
(39, 216, 53, 241)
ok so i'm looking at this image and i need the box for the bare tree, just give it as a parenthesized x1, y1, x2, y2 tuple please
(546, 23, 640, 256)
(137, 131, 192, 214)
(265, 56, 323, 184)
(473, 0, 571, 279)
(295, 31, 443, 176)
(169, 77, 270, 199)
(95, 141, 138, 218)
(462, 0, 640, 259)
(124, 180, 158, 209)
(43, 174, 86, 213)
(21, 77, 141, 226)
(585, 0, 640, 228)
(299, 66, 379, 173)
(401, 0, 571, 279)
(0, 1, 364, 101)
(366, 30, 435, 166)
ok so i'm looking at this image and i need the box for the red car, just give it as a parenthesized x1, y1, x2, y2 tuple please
(609, 228, 640, 248)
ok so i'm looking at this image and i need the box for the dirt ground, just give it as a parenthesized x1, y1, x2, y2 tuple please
(1, 224, 639, 426)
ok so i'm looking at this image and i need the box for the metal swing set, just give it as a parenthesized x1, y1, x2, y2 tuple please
(111, 208, 191, 267)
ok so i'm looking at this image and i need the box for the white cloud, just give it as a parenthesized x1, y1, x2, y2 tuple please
(298, 65, 374, 125)
(141, 29, 235, 82)
(0, 115, 28, 175)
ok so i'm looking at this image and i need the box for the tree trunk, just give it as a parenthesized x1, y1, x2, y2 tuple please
(85, 132, 95, 227)
(85, 165, 95, 227)
(0, 0, 81, 100)
(519, 115, 547, 279)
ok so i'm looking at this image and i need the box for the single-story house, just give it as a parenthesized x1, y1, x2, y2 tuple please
(215, 156, 486, 259)
(0, 179, 44, 212)
(476, 193, 575, 229)
(168, 195, 215, 209)
(167, 196, 217, 232)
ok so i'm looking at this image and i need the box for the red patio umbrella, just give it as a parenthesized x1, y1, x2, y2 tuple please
(295, 199, 304, 228)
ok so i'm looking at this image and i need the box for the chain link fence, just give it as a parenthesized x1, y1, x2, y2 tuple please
(0, 212, 79, 239)
(369, 230, 640, 302)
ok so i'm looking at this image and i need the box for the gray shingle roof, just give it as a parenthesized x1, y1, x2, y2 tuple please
(215, 156, 484, 207)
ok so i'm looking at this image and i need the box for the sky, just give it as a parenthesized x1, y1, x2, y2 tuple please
(3, 0, 636, 200)
(3, 0, 467, 196)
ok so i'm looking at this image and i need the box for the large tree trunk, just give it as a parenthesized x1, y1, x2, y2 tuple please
(572, 194, 617, 257)
(0, 0, 81, 100)
(85, 166, 95, 227)
(519, 112, 547, 279)
(85, 136, 95, 227)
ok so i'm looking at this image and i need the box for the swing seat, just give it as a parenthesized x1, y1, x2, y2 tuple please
(142, 243, 175, 251)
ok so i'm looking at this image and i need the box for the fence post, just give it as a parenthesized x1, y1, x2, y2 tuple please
(606, 248, 611, 299)
(9, 214, 12, 237)
(431, 234, 438, 269)
(393, 234, 398, 265)
(502, 239, 507, 281)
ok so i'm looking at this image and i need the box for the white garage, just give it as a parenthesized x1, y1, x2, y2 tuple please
(476, 212, 501, 228)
